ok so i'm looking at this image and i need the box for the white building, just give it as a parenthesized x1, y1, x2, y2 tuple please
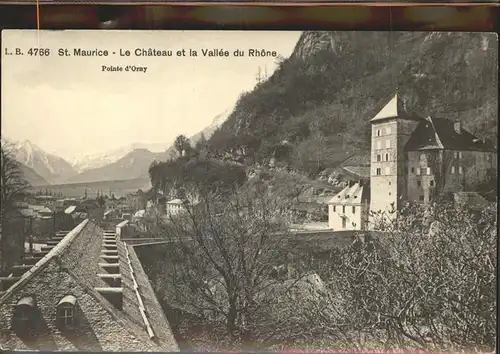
(327, 181, 370, 231)
(166, 199, 185, 216)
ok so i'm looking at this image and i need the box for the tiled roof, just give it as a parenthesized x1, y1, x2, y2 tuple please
(327, 182, 370, 205)
(134, 210, 146, 218)
(64, 205, 76, 214)
(167, 199, 183, 205)
(341, 166, 371, 180)
(370, 93, 423, 122)
(0, 219, 178, 351)
(124, 243, 179, 349)
(405, 116, 495, 152)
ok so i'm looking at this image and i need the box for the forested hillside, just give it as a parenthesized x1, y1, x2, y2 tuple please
(208, 31, 497, 176)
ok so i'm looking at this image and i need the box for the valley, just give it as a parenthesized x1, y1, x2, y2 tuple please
(29, 177, 152, 198)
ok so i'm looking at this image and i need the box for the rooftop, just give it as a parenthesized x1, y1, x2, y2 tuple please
(0, 219, 178, 351)
(64, 205, 77, 214)
(167, 199, 183, 205)
(327, 182, 370, 205)
(370, 93, 423, 123)
(405, 116, 496, 152)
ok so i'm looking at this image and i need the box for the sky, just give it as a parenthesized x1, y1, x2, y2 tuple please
(1, 30, 302, 162)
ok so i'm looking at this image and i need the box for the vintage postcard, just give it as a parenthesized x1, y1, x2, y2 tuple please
(0, 30, 497, 352)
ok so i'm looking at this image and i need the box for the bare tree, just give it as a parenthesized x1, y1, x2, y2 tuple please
(153, 182, 307, 349)
(0, 142, 30, 217)
(297, 201, 497, 352)
(174, 135, 191, 157)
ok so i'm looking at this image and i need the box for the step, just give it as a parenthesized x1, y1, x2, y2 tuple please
(97, 273, 122, 287)
(41, 246, 54, 252)
(95, 287, 123, 309)
(52, 236, 64, 241)
(99, 263, 120, 273)
(97, 273, 122, 280)
(101, 250, 118, 255)
(46, 240, 60, 246)
(101, 255, 119, 261)
(103, 245, 118, 250)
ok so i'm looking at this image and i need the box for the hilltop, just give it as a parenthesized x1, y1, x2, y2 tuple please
(208, 31, 497, 177)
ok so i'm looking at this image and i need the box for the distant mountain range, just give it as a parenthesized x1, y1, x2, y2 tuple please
(6, 139, 77, 185)
(5, 109, 231, 185)
(19, 163, 50, 187)
(66, 148, 170, 184)
(70, 142, 172, 173)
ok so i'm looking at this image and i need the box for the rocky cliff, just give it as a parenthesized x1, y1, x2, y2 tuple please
(209, 31, 497, 176)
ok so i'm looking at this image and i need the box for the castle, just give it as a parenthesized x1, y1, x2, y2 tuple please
(328, 93, 496, 230)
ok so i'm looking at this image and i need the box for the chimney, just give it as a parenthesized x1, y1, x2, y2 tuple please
(454, 121, 462, 134)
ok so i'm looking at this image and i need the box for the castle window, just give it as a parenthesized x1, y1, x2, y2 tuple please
(487, 154, 492, 162)
(385, 153, 389, 161)
(352, 206, 356, 214)
(377, 154, 381, 162)
(12, 296, 36, 334)
(416, 168, 421, 175)
(342, 206, 346, 214)
(430, 180, 434, 186)
(385, 140, 391, 149)
(459, 166, 463, 174)
(417, 181, 421, 187)
(376, 168, 381, 175)
(455, 151, 462, 159)
(426, 167, 431, 175)
(451, 166, 455, 174)
(411, 167, 415, 173)
(342, 217, 347, 229)
(332, 205, 336, 212)
(376, 129, 381, 136)
(419, 195, 424, 201)
(56, 295, 77, 330)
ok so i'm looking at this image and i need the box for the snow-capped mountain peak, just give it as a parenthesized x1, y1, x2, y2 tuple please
(71, 142, 172, 173)
(3, 138, 77, 184)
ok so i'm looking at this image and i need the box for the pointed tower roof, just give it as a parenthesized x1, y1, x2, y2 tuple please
(370, 93, 422, 123)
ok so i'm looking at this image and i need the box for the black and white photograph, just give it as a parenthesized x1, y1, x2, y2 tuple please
(0, 29, 497, 352)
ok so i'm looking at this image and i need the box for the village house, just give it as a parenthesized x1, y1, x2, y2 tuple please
(327, 181, 370, 231)
(0, 219, 179, 351)
(166, 199, 184, 216)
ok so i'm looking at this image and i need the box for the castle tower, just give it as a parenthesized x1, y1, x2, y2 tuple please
(369, 93, 422, 221)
